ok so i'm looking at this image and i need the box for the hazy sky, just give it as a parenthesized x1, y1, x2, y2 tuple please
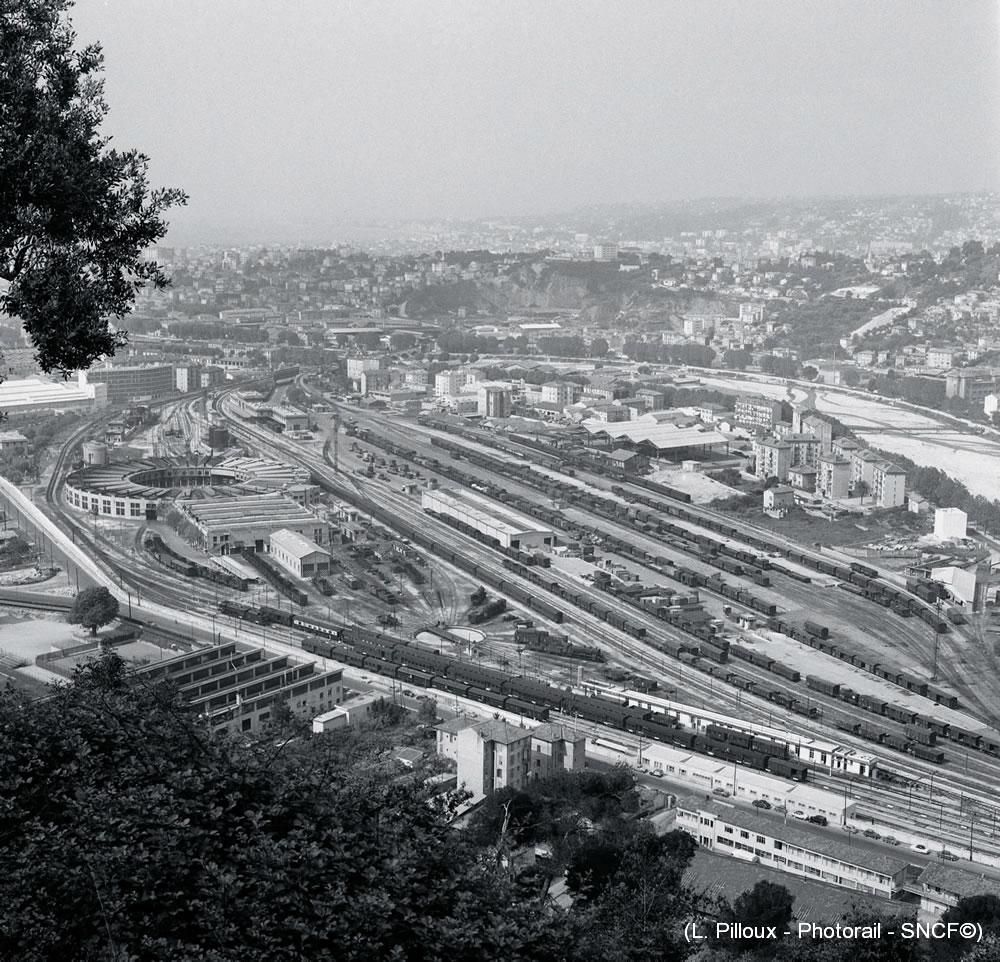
(73, 0, 1000, 244)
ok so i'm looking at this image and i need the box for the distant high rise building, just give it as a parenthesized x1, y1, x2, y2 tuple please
(478, 385, 512, 418)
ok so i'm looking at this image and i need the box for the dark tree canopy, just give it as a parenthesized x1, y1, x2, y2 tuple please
(0, 653, 573, 962)
(0, 0, 186, 375)
(67, 585, 118, 634)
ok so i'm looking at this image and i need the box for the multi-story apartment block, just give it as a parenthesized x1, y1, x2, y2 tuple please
(455, 720, 532, 800)
(945, 368, 997, 403)
(755, 438, 792, 481)
(540, 381, 580, 408)
(735, 395, 782, 430)
(926, 346, 963, 370)
(676, 797, 912, 899)
(816, 453, 850, 499)
(444, 718, 585, 802)
(346, 356, 382, 381)
(478, 385, 512, 418)
(85, 363, 175, 406)
(871, 461, 906, 508)
(850, 449, 882, 488)
(434, 370, 465, 398)
(783, 433, 821, 468)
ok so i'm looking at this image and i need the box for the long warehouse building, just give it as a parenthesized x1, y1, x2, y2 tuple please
(422, 487, 554, 552)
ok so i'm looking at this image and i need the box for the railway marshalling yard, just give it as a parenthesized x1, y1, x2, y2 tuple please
(18, 383, 1000, 869)
(263, 393, 1000, 859)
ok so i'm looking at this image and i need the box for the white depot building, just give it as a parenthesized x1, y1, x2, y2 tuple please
(421, 487, 554, 552)
(0, 372, 108, 418)
(934, 507, 968, 541)
(268, 528, 331, 579)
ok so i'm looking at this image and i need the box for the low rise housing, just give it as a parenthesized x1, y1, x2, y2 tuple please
(676, 796, 913, 898)
(916, 862, 1000, 918)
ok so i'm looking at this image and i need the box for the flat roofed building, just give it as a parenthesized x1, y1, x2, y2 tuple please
(269, 528, 331, 578)
(140, 641, 343, 736)
(735, 395, 782, 430)
(0, 373, 108, 418)
(85, 363, 175, 406)
(272, 407, 309, 432)
(676, 796, 912, 898)
(179, 492, 328, 554)
(422, 487, 554, 551)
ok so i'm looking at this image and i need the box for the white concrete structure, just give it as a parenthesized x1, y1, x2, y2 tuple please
(268, 528, 331, 578)
(312, 693, 382, 732)
(0, 373, 108, 418)
(930, 566, 978, 607)
(934, 507, 968, 541)
(422, 487, 553, 551)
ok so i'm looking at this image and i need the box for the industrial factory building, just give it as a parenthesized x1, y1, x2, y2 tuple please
(140, 641, 344, 735)
(421, 487, 554, 551)
(177, 492, 330, 554)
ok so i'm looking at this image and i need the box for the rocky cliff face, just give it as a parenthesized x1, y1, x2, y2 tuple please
(402, 262, 734, 322)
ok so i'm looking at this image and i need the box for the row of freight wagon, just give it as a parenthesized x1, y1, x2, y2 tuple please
(341, 426, 971, 752)
(417, 416, 697, 499)
(805, 673, 1000, 759)
(359, 426, 781, 624)
(502, 559, 648, 638)
(770, 615, 960, 707)
(400, 419, 951, 645)
(353, 426, 939, 748)
(283, 606, 812, 783)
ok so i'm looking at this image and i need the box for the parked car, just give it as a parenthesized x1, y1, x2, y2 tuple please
(938, 851, 960, 862)
(752, 800, 772, 810)
(808, 815, 829, 826)
(842, 826, 859, 834)
(883, 836, 901, 846)
(863, 829, 881, 840)
(651, 769, 665, 778)
(402, 689, 414, 697)
(792, 811, 807, 820)
(911, 843, 930, 855)
(712, 788, 731, 797)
